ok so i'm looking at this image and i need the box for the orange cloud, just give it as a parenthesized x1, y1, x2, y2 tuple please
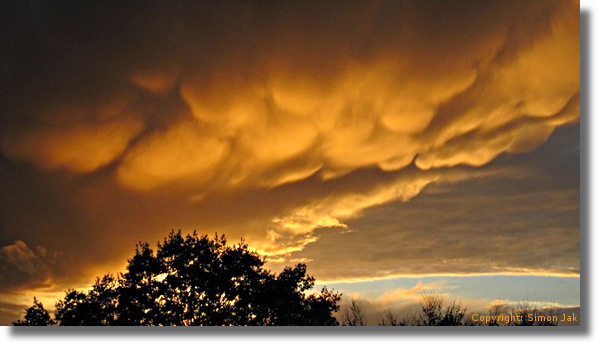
(117, 120, 229, 191)
(0, 0, 580, 309)
(376, 282, 447, 306)
(122, 0, 578, 193)
(1, 116, 143, 173)
(0, 1, 578, 196)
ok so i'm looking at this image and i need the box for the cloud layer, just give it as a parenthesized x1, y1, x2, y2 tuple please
(0, 0, 579, 312)
(0, 241, 55, 291)
(1, 0, 578, 191)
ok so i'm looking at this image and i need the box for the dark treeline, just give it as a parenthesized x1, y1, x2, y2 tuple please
(13, 231, 559, 326)
(14, 231, 340, 326)
(341, 295, 560, 326)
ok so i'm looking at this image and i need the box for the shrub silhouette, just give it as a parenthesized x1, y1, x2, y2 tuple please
(341, 299, 367, 326)
(378, 309, 405, 326)
(13, 231, 341, 326)
(13, 297, 55, 326)
(394, 293, 475, 326)
(508, 301, 559, 326)
(379, 293, 478, 326)
(378, 294, 559, 326)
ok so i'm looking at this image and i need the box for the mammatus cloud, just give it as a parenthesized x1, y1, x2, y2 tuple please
(0, 0, 579, 311)
(118, 0, 579, 191)
(1, 0, 578, 191)
(1, 116, 144, 173)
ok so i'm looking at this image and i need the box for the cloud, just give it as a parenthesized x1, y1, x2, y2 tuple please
(251, 167, 463, 259)
(0, 0, 579, 320)
(334, 280, 449, 325)
(0, 301, 27, 326)
(117, 120, 229, 191)
(293, 132, 580, 281)
(1, 116, 144, 173)
(0, 241, 56, 291)
(376, 282, 447, 306)
(0, 0, 579, 192)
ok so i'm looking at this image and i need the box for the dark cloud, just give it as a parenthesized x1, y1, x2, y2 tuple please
(0, 0, 579, 322)
(0, 240, 55, 291)
(297, 125, 579, 281)
(1, 0, 578, 189)
(0, 301, 28, 326)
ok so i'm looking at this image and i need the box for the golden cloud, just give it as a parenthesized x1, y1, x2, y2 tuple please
(117, 120, 229, 190)
(0, 1, 578, 195)
(1, 116, 143, 173)
(0, 0, 580, 298)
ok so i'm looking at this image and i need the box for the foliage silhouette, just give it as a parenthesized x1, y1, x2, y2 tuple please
(486, 300, 504, 326)
(394, 293, 476, 326)
(341, 299, 367, 326)
(13, 231, 341, 326)
(12, 232, 562, 327)
(508, 301, 558, 326)
(13, 297, 55, 326)
(378, 308, 405, 326)
(377, 294, 559, 326)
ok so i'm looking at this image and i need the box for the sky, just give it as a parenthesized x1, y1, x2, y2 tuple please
(0, 0, 579, 325)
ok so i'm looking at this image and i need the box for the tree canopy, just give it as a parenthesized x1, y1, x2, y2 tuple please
(14, 231, 341, 326)
(13, 297, 55, 326)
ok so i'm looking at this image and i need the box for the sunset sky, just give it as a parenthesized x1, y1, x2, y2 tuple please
(0, 0, 579, 325)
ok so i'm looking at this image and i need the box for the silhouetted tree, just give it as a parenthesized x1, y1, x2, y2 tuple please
(534, 305, 559, 326)
(509, 301, 558, 326)
(378, 308, 405, 326)
(54, 275, 120, 326)
(13, 297, 55, 326)
(341, 299, 367, 326)
(401, 293, 477, 326)
(15, 231, 341, 326)
(376, 295, 561, 327)
(486, 300, 504, 326)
